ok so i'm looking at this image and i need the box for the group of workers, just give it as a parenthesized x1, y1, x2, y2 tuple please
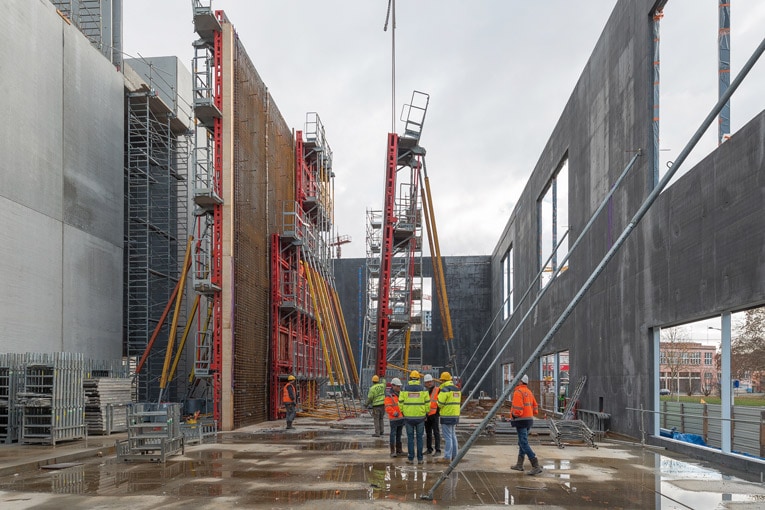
(283, 371, 543, 475)
(371, 370, 461, 464)
(370, 370, 544, 475)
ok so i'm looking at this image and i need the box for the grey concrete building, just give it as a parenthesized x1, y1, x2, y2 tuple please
(490, 0, 764, 441)
(0, 0, 124, 359)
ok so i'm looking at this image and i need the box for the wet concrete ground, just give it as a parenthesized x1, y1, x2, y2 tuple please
(1, 417, 765, 508)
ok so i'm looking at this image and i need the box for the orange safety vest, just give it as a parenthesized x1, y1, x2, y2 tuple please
(384, 389, 403, 421)
(427, 386, 440, 416)
(511, 384, 538, 419)
(283, 381, 296, 403)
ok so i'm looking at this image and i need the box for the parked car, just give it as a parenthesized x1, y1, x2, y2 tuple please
(659, 388, 671, 396)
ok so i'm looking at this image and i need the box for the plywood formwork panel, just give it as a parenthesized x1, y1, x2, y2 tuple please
(229, 35, 295, 428)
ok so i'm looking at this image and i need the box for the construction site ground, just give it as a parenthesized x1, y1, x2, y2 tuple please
(2, 414, 765, 509)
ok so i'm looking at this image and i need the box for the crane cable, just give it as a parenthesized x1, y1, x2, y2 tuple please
(384, 0, 396, 132)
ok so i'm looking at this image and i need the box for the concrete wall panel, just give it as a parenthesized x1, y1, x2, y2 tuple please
(490, 0, 764, 439)
(0, 0, 63, 219)
(0, 196, 63, 352)
(62, 226, 123, 359)
(63, 24, 124, 246)
(1, 0, 125, 360)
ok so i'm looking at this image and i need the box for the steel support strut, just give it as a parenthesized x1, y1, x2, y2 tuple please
(424, 34, 765, 501)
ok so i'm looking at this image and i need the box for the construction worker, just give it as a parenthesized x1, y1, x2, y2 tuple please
(283, 375, 297, 430)
(510, 374, 543, 475)
(424, 374, 442, 456)
(384, 377, 404, 457)
(366, 374, 386, 436)
(398, 370, 430, 464)
(436, 371, 461, 462)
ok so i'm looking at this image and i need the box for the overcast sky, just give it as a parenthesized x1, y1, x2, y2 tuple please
(122, 1, 765, 260)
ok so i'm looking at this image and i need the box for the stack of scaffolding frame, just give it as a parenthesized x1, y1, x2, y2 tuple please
(17, 353, 86, 445)
(0, 353, 23, 443)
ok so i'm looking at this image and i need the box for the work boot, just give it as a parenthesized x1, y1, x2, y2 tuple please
(527, 457, 543, 476)
(390, 444, 397, 458)
(510, 455, 525, 471)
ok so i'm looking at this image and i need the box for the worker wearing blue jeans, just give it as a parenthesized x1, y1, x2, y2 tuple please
(399, 371, 429, 464)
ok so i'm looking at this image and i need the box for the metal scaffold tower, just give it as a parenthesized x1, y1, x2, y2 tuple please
(270, 114, 359, 418)
(125, 72, 190, 404)
(363, 91, 430, 377)
(190, 1, 223, 423)
(49, 0, 122, 68)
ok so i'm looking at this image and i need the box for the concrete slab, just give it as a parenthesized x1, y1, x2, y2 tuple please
(1, 418, 764, 508)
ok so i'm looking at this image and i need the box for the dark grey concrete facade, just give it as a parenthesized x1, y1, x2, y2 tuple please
(490, 0, 765, 440)
(0, 0, 124, 358)
(334, 256, 494, 393)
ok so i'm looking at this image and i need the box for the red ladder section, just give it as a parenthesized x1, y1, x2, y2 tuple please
(375, 133, 399, 376)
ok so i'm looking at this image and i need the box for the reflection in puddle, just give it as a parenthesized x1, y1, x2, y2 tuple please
(0, 435, 764, 507)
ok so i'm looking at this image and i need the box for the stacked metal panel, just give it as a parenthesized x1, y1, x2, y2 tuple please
(0, 353, 24, 443)
(116, 402, 184, 462)
(84, 378, 133, 434)
(17, 352, 86, 445)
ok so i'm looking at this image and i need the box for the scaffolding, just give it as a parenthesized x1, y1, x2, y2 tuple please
(49, 0, 122, 68)
(124, 69, 190, 404)
(363, 91, 429, 376)
(270, 115, 359, 419)
(189, 2, 223, 423)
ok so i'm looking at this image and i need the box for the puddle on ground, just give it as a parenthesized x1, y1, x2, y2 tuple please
(1, 432, 764, 507)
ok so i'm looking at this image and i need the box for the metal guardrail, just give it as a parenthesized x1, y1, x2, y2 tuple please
(180, 417, 217, 445)
(628, 403, 765, 458)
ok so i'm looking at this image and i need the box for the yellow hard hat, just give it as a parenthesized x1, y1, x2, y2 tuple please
(440, 371, 452, 381)
(371, 375, 379, 383)
(287, 375, 296, 381)
(410, 370, 421, 379)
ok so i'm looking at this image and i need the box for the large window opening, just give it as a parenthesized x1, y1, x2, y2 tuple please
(538, 158, 569, 288)
(655, 305, 764, 457)
(501, 247, 513, 320)
(656, 1, 764, 186)
(539, 350, 570, 413)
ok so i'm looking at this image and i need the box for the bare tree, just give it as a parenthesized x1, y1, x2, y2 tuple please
(661, 326, 693, 396)
(731, 307, 765, 391)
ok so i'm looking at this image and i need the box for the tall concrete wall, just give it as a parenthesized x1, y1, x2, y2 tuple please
(334, 256, 493, 393)
(0, 0, 123, 359)
(490, 0, 765, 439)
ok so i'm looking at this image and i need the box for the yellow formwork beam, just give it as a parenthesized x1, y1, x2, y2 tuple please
(310, 264, 346, 386)
(303, 261, 336, 385)
(421, 174, 453, 340)
(329, 284, 359, 385)
(160, 236, 194, 398)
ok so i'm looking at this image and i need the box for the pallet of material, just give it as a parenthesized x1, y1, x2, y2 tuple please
(84, 378, 132, 434)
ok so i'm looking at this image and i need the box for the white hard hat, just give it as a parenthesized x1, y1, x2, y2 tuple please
(423, 374, 433, 382)
(521, 374, 529, 384)
(391, 378, 402, 386)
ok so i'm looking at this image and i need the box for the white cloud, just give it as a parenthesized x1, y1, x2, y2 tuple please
(122, 1, 764, 259)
